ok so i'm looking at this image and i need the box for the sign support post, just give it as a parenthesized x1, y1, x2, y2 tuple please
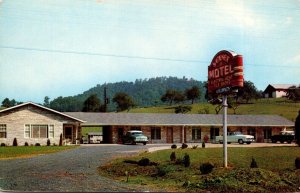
(222, 95, 228, 168)
(207, 50, 244, 169)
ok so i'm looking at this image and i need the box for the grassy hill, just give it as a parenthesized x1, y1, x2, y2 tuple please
(128, 98, 300, 121)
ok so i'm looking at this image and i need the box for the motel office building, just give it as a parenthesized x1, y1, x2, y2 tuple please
(0, 102, 295, 145)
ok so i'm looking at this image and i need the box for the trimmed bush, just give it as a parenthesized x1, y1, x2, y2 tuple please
(155, 165, 175, 177)
(202, 141, 205, 148)
(200, 162, 214, 174)
(170, 152, 176, 162)
(13, 138, 18, 146)
(1, 143, 6, 147)
(175, 158, 183, 165)
(295, 157, 300, 169)
(59, 133, 63, 146)
(35, 143, 41, 146)
(171, 144, 177, 149)
(47, 139, 51, 146)
(181, 143, 188, 149)
(24, 142, 29, 146)
(250, 157, 258, 168)
(183, 153, 190, 167)
(138, 158, 150, 166)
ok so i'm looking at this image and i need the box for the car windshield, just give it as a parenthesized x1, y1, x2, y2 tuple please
(131, 132, 143, 136)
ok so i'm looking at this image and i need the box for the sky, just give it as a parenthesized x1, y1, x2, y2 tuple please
(0, 0, 300, 103)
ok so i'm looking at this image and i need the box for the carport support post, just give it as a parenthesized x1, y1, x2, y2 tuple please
(222, 95, 228, 168)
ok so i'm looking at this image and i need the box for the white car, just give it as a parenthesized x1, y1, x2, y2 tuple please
(216, 131, 255, 144)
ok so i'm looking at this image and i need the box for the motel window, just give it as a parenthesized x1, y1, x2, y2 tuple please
(24, 124, 53, 138)
(192, 128, 201, 140)
(247, 128, 256, 139)
(0, 124, 7, 138)
(48, 125, 54, 138)
(25, 124, 31, 138)
(263, 128, 272, 139)
(151, 127, 161, 140)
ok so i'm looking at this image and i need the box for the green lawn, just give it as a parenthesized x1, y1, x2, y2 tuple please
(0, 146, 79, 159)
(81, 126, 102, 137)
(98, 147, 300, 192)
(128, 98, 300, 121)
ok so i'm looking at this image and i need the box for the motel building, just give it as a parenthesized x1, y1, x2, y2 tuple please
(0, 102, 295, 146)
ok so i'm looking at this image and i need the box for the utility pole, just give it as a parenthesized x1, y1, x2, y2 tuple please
(222, 95, 228, 168)
(103, 87, 109, 112)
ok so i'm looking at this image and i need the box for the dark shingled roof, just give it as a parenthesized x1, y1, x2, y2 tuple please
(65, 113, 294, 127)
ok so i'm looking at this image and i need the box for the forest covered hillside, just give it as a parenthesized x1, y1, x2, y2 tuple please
(49, 76, 206, 112)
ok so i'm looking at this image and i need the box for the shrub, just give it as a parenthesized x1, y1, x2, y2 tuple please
(1, 143, 6, 147)
(59, 133, 63, 146)
(171, 144, 177, 149)
(181, 143, 188, 149)
(200, 162, 214, 174)
(175, 158, 183, 165)
(170, 152, 176, 162)
(13, 138, 18, 146)
(295, 157, 300, 169)
(202, 141, 205, 148)
(155, 165, 175, 177)
(47, 139, 51, 146)
(250, 157, 258, 168)
(35, 143, 41, 146)
(183, 153, 190, 167)
(192, 145, 198, 149)
(24, 142, 29, 146)
(138, 158, 150, 166)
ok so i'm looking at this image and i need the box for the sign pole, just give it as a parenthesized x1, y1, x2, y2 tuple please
(222, 95, 228, 168)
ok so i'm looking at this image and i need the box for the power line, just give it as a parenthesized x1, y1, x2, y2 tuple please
(0, 45, 299, 69)
(0, 45, 206, 63)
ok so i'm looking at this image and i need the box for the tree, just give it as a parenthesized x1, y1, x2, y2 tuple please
(113, 92, 135, 112)
(43, 96, 50, 107)
(2, 98, 11, 107)
(173, 91, 185, 104)
(10, 99, 16, 107)
(286, 85, 300, 102)
(82, 94, 101, 112)
(238, 81, 260, 103)
(295, 110, 300, 147)
(185, 86, 200, 104)
(161, 89, 185, 105)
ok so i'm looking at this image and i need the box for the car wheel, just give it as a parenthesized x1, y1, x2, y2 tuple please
(280, 140, 284, 143)
(219, 140, 223, 144)
(287, 140, 292, 144)
(143, 142, 147, 145)
(272, 140, 276, 143)
(246, 142, 251, 144)
(238, 139, 244, 144)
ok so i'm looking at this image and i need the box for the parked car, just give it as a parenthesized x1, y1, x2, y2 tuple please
(122, 130, 148, 145)
(271, 130, 295, 144)
(216, 131, 255, 144)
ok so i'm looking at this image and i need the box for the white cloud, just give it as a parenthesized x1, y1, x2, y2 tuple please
(287, 54, 300, 64)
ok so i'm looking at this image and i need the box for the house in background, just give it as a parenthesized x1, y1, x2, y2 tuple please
(263, 84, 296, 98)
(0, 102, 84, 146)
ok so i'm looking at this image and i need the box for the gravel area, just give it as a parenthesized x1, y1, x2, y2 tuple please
(0, 144, 158, 192)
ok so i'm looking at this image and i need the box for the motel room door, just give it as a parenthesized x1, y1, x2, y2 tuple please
(166, 127, 173, 143)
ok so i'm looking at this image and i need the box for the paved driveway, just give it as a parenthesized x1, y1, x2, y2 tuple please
(0, 144, 160, 192)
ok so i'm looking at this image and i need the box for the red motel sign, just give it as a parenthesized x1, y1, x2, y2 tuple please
(208, 50, 244, 94)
